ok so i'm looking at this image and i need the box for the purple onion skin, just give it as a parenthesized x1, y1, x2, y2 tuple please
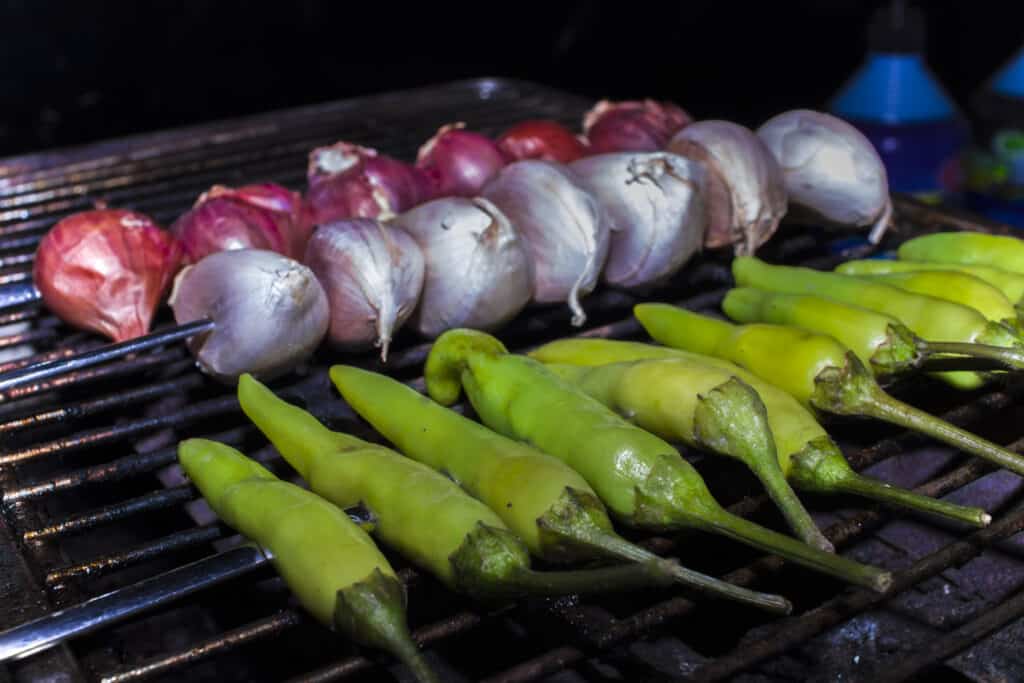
(570, 152, 706, 291)
(306, 142, 433, 224)
(304, 219, 424, 360)
(171, 197, 290, 264)
(482, 160, 609, 325)
(416, 123, 506, 198)
(668, 121, 787, 255)
(583, 100, 693, 154)
(393, 197, 532, 338)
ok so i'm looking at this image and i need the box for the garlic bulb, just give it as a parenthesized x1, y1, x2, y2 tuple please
(569, 153, 705, 290)
(482, 160, 608, 324)
(756, 109, 891, 243)
(304, 219, 424, 360)
(668, 121, 787, 255)
(169, 249, 329, 383)
(393, 197, 532, 338)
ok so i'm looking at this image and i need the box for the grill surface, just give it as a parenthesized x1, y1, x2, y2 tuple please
(1, 78, 1024, 683)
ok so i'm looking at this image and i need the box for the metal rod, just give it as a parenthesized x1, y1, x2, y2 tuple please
(0, 545, 269, 662)
(0, 282, 41, 311)
(0, 319, 212, 396)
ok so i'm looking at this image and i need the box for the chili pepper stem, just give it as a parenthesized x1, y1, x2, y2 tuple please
(693, 378, 833, 552)
(918, 340, 1024, 371)
(812, 353, 1024, 478)
(832, 472, 991, 527)
(536, 488, 790, 613)
(334, 570, 439, 683)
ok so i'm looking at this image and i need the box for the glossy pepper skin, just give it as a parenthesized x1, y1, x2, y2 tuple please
(237, 374, 682, 601)
(837, 259, 1024, 318)
(531, 340, 990, 528)
(329, 365, 791, 612)
(898, 232, 1024, 275)
(733, 257, 1024, 389)
(177, 439, 437, 683)
(636, 302, 1024, 485)
(544, 361, 831, 551)
(426, 329, 892, 592)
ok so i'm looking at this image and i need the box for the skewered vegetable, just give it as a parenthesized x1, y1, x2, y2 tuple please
(416, 123, 505, 197)
(583, 100, 692, 153)
(569, 152, 705, 291)
(898, 232, 1024, 274)
(304, 219, 423, 360)
(836, 259, 1024, 317)
(757, 109, 892, 243)
(203, 183, 312, 257)
(34, 209, 182, 342)
(636, 302, 1024, 482)
(529, 339, 990, 527)
(667, 121, 787, 255)
(169, 249, 329, 382)
(393, 197, 532, 338)
(544, 361, 830, 550)
(732, 257, 1024, 389)
(482, 161, 608, 324)
(178, 438, 438, 683)
(330, 365, 791, 613)
(496, 120, 588, 163)
(424, 329, 892, 591)
(238, 374, 784, 606)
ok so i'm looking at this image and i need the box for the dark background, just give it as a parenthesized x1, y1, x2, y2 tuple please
(0, 0, 1020, 158)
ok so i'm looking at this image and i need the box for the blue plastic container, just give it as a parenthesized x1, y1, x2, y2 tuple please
(830, 4, 969, 203)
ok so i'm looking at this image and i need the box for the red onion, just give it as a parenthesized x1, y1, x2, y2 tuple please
(304, 219, 424, 360)
(306, 142, 433, 224)
(204, 182, 312, 256)
(496, 120, 589, 164)
(415, 123, 505, 197)
(34, 209, 182, 342)
(171, 196, 289, 263)
(583, 99, 693, 153)
(668, 121, 787, 255)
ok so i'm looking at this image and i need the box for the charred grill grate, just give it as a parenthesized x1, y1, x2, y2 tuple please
(1, 79, 1023, 682)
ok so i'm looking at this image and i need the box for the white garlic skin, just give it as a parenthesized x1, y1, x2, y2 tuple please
(169, 249, 329, 383)
(304, 219, 424, 361)
(482, 160, 609, 324)
(570, 152, 706, 290)
(668, 121, 787, 255)
(393, 197, 532, 338)
(757, 109, 891, 241)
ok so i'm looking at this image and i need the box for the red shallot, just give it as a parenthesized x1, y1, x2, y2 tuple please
(34, 209, 182, 342)
(203, 182, 312, 257)
(172, 187, 299, 263)
(415, 123, 505, 197)
(496, 120, 588, 164)
(583, 99, 692, 153)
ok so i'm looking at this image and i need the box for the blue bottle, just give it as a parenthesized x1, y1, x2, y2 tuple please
(829, 3, 969, 204)
(965, 45, 1024, 228)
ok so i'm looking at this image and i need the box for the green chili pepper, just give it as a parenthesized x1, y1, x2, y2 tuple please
(898, 232, 1024, 275)
(732, 257, 1024, 389)
(328, 366, 791, 613)
(177, 439, 438, 683)
(636, 301, 1024, 486)
(237, 374, 711, 602)
(530, 339, 990, 529)
(542, 361, 830, 550)
(837, 259, 1024, 319)
(424, 329, 893, 592)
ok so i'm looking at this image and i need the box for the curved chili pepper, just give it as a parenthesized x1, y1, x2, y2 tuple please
(177, 439, 438, 683)
(898, 232, 1024, 275)
(838, 259, 1024, 321)
(732, 257, 1024, 389)
(423, 328, 892, 592)
(237, 374, 701, 601)
(544, 362, 829, 550)
(636, 301, 1024, 486)
(328, 365, 790, 613)
(530, 339, 990, 528)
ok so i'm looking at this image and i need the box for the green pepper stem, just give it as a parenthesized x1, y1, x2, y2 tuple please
(920, 341, 1024, 371)
(699, 510, 892, 592)
(914, 356, 1008, 373)
(859, 389, 1024, 478)
(384, 634, 439, 683)
(748, 460, 834, 553)
(830, 471, 990, 527)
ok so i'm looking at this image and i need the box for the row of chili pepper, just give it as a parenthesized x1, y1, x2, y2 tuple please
(178, 230, 1024, 682)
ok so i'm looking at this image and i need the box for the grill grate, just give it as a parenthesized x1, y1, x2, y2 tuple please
(1, 79, 1024, 682)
